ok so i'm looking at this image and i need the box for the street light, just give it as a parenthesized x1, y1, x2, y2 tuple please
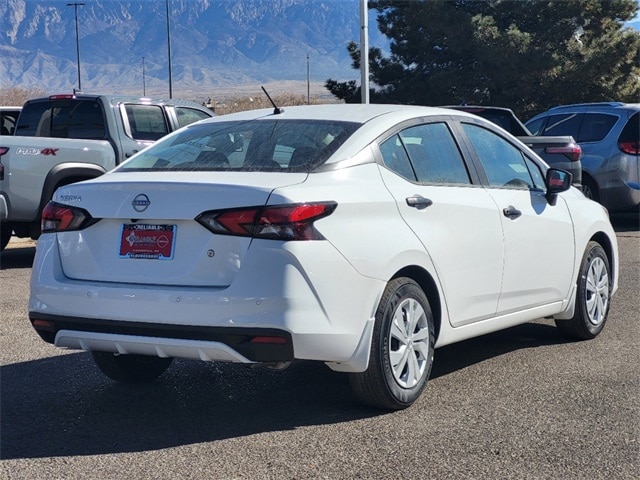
(142, 56, 146, 96)
(67, 2, 85, 92)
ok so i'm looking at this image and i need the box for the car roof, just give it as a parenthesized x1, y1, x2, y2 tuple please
(25, 93, 208, 109)
(546, 102, 640, 112)
(197, 103, 472, 124)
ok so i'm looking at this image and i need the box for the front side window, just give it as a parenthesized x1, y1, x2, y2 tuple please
(117, 119, 358, 172)
(541, 113, 583, 138)
(462, 123, 535, 189)
(175, 107, 212, 128)
(124, 104, 169, 141)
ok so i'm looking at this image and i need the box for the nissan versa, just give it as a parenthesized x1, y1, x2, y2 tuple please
(29, 104, 618, 410)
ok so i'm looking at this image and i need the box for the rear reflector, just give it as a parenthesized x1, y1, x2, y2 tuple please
(250, 336, 288, 344)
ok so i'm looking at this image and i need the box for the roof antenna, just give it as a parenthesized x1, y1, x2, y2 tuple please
(261, 86, 283, 115)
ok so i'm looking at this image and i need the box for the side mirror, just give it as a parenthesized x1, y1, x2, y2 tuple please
(545, 168, 572, 206)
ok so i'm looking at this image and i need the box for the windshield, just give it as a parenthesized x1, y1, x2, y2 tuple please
(117, 119, 360, 172)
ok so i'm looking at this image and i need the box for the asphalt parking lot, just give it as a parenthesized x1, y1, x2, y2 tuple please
(1, 217, 638, 479)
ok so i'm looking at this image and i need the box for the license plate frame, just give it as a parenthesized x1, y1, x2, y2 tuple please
(119, 223, 176, 260)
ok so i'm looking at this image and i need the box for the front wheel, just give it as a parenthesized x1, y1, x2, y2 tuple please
(92, 352, 173, 383)
(556, 241, 611, 340)
(349, 277, 435, 410)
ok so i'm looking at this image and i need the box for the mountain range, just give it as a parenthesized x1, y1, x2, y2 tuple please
(0, 0, 386, 101)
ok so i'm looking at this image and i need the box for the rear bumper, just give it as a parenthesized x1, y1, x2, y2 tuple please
(30, 312, 293, 362)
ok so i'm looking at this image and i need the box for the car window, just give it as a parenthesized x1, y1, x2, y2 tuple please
(15, 99, 106, 139)
(578, 113, 618, 142)
(525, 157, 545, 190)
(124, 104, 169, 141)
(541, 113, 583, 138)
(380, 135, 417, 181)
(117, 119, 358, 172)
(399, 123, 470, 185)
(618, 112, 639, 155)
(524, 117, 545, 136)
(0, 111, 19, 135)
(175, 107, 212, 128)
(462, 123, 535, 189)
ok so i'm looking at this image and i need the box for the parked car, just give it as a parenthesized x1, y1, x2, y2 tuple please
(0, 106, 21, 135)
(29, 104, 618, 410)
(0, 93, 213, 250)
(526, 102, 640, 213)
(445, 105, 582, 185)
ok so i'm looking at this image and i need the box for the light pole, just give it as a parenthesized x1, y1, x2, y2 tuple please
(142, 56, 146, 96)
(67, 2, 85, 92)
(166, 0, 173, 98)
(359, 0, 369, 104)
(306, 53, 310, 105)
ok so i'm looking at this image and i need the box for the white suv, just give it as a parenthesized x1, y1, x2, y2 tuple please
(29, 104, 618, 410)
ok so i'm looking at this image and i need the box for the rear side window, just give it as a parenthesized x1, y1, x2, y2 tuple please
(399, 123, 470, 185)
(15, 99, 106, 139)
(175, 107, 212, 128)
(124, 104, 169, 141)
(578, 113, 617, 142)
(117, 119, 358, 172)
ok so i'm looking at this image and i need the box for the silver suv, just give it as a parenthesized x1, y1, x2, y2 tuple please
(526, 103, 639, 213)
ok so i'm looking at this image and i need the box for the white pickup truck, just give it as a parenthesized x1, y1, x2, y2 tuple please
(0, 93, 213, 250)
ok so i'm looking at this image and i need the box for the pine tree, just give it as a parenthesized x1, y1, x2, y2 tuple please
(326, 0, 640, 119)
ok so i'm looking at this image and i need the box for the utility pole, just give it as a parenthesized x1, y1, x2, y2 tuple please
(166, 0, 173, 98)
(142, 56, 146, 96)
(307, 53, 310, 105)
(360, 0, 369, 104)
(67, 2, 85, 92)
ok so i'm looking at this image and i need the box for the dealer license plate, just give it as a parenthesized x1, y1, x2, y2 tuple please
(119, 224, 176, 260)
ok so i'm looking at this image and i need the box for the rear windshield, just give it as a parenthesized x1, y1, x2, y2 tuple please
(16, 99, 106, 139)
(117, 119, 359, 172)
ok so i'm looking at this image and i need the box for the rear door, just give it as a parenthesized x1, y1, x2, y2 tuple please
(459, 122, 575, 314)
(376, 120, 504, 327)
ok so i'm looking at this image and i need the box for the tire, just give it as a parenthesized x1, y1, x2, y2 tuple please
(556, 241, 611, 340)
(92, 351, 173, 383)
(581, 176, 599, 203)
(349, 277, 435, 410)
(0, 222, 11, 251)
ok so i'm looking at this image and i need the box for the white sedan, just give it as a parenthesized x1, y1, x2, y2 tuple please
(29, 104, 618, 410)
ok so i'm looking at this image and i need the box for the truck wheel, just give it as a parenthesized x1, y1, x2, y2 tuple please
(555, 241, 611, 340)
(349, 277, 434, 410)
(92, 351, 173, 383)
(0, 223, 12, 251)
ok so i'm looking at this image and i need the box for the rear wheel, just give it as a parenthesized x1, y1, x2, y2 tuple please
(349, 277, 434, 410)
(0, 222, 11, 251)
(92, 352, 173, 383)
(581, 176, 599, 202)
(556, 241, 611, 340)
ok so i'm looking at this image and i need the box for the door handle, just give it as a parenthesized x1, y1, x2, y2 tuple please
(125, 150, 139, 158)
(406, 196, 433, 209)
(503, 205, 522, 219)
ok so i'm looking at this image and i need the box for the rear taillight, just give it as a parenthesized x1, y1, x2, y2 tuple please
(41, 201, 96, 233)
(196, 202, 337, 240)
(545, 144, 582, 162)
(619, 141, 640, 155)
